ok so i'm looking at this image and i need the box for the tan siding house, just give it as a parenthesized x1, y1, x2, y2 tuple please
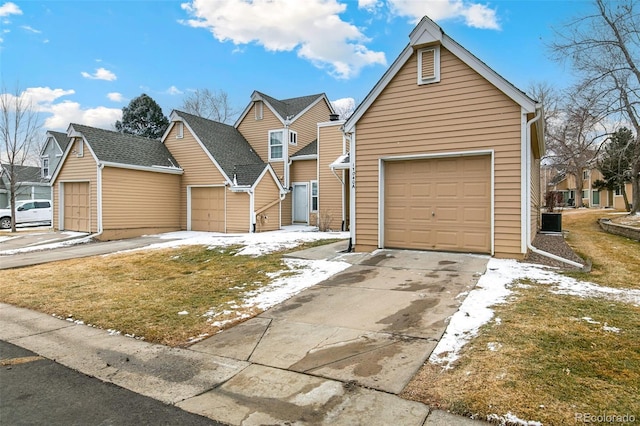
(344, 17, 545, 259)
(164, 111, 284, 234)
(51, 124, 183, 240)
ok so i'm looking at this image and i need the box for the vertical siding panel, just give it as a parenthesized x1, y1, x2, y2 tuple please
(226, 192, 250, 232)
(318, 123, 346, 231)
(354, 47, 524, 257)
(254, 174, 281, 232)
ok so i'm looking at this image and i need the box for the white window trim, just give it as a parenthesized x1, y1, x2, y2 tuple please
(255, 101, 263, 120)
(417, 45, 441, 85)
(75, 138, 84, 157)
(289, 130, 298, 146)
(42, 157, 50, 178)
(268, 129, 284, 162)
(176, 122, 184, 139)
(311, 180, 318, 212)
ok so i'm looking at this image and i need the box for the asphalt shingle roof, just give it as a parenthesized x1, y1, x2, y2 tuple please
(176, 111, 269, 186)
(257, 92, 325, 121)
(292, 140, 317, 157)
(49, 131, 71, 152)
(1, 164, 46, 184)
(71, 124, 180, 169)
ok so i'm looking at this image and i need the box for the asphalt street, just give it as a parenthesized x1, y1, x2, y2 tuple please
(0, 340, 222, 426)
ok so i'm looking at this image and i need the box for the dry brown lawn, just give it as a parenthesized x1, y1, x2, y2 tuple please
(402, 209, 640, 424)
(0, 240, 340, 347)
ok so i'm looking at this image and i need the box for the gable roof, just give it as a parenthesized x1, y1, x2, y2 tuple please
(66, 124, 181, 170)
(291, 139, 317, 158)
(235, 91, 334, 127)
(0, 164, 47, 184)
(171, 110, 273, 187)
(48, 130, 72, 153)
(344, 16, 540, 133)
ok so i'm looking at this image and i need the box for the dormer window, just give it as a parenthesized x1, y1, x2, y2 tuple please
(417, 46, 440, 85)
(42, 157, 50, 178)
(289, 130, 297, 145)
(269, 130, 284, 161)
(255, 101, 263, 120)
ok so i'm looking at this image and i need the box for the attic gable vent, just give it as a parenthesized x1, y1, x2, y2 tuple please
(417, 46, 440, 85)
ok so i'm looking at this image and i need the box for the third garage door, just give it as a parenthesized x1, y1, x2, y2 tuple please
(384, 155, 491, 253)
(191, 187, 225, 232)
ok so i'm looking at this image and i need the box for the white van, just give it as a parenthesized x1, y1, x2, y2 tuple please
(0, 199, 52, 229)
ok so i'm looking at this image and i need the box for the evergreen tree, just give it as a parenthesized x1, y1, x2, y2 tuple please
(115, 94, 169, 139)
(596, 127, 634, 210)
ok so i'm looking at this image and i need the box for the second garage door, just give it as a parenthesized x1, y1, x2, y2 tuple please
(191, 187, 225, 232)
(384, 155, 491, 253)
(63, 182, 90, 232)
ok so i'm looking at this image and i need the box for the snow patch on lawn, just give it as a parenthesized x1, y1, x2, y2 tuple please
(487, 412, 543, 426)
(430, 258, 640, 369)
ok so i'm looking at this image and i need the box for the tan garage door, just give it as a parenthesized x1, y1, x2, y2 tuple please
(64, 182, 90, 232)
(384, 155, 491, 253)
(191, 187, 225, 232)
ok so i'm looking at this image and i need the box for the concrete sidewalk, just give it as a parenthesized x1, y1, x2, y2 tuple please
(0, 246, 489, 425)
(0, 234, 176, 269)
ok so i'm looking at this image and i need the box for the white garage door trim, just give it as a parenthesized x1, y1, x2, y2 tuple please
(378, 150, 495, 255)
(187, 185, 226, 231)
(59, 180, 92, 232)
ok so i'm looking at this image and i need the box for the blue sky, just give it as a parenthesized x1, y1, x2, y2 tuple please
(1, 0, 594, 132)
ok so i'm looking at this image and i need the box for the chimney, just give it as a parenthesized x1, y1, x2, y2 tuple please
(329, 113, 340, 121)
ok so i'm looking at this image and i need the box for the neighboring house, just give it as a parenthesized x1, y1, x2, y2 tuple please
(162, 110, 284, 233)
(47, 91, 347, 241)
(342, 17, 545, 259)
(235, 91, 345, 229)
(50, 124, 183, 239)
(0, 164, 51, 207)
(40, 130, 72, 181)
(548, 167, 633, 210)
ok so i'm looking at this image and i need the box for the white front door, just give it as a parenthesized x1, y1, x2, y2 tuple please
(292, 183, 309, 223)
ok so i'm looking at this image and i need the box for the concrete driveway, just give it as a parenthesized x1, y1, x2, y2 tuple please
(183, 248, 489, 423)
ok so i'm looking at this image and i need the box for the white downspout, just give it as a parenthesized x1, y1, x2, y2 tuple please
(525, 109, 584, 269)
(89, 163, 104, 239)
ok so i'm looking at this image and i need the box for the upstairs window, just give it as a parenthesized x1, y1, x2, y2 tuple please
(289, 130, 298, 145)
(42, 157, 50, 178)
(417, 46, 440, 85)
(176, 122, 184, 139)
(269, 130, 284, 161)
(583, 170, 588, 179)
(255, 101, 263, 120)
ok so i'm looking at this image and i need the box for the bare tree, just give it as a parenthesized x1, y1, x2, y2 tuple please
(544, 89, 607, 208)
(0, 85, 43, 232)
(551, 0, 640, 213)
(181, 88, 240, 124)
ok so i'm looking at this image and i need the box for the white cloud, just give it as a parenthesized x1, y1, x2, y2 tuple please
(81, 67, 117, 81)
(180, 0, 387, 79)
(358, 0, 382, 13)
(387, 0, 500, 30)
(44, 102, 122, 130)
(0, 2, 22, 17)
(107, 92, 124, 102)
(165, 85, 183, 95)
(20, 25, 41, 34)
(1, 86, 121, 131)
